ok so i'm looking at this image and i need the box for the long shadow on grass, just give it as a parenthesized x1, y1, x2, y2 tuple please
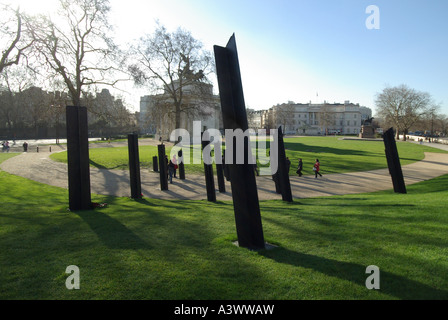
(260, 247, 448, 299)
(89, 159, 131, 196)
(283, 142, 378, 156)
(89, 159, 108, 169)
(74, 209, 148, 249)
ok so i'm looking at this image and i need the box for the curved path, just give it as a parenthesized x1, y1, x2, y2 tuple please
(2, 140, 448, 201)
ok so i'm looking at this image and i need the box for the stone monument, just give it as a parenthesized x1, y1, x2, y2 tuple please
(359, 117, 376, 139)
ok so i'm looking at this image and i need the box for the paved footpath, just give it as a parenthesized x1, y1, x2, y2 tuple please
(1, 140, 448, 201)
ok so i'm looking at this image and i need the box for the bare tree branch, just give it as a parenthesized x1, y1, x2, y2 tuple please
(28, 0, 124, 106)
(376, 84, 433, 140)
(127, 23, 215, 129)
(0, 6, 34, 74)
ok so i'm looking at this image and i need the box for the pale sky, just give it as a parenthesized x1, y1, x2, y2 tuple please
(5, 0, 448, 116)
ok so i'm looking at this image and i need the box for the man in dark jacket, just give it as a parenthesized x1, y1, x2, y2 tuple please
(296, 158, 303, 177)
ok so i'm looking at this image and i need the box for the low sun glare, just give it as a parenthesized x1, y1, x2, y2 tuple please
(5, 0, 58, 15)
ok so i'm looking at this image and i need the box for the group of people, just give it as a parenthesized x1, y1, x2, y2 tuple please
(295, 158, 322, 178)
(166, 155, 179, 183)
(283, 156, 322, 178)
(163, 154, 322, 183)
(1, 141, 10, 152)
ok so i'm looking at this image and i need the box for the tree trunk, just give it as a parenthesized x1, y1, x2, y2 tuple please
(175, 103, 181, 129)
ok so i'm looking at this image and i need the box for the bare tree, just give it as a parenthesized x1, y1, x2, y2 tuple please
(425, 105, 440, 136)
(437, 115, 448, 137)
(375, 84, 433, 141)
(0, 65, 35, 131)
(274, 103, 295, 132)
(246, 108, 258, 130)
(28, 0, 124, 107)
(0, 5, 34, 74)
(128, 24, 215, 129)
(318, 103, 336, 135)
(17, 86, 52, 137)
(47, 89, 70, 142)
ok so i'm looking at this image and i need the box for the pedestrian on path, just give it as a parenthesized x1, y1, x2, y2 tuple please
(296, 158, 303, 177)
(168, 159, 175, 184)
(172, 155, 178, 178)
(313, 158, 322, 178)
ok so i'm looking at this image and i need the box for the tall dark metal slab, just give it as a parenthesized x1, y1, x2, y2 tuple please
(178, 150, 185, 180)
(158, 144, 168, 190)
(202, 134, 217, 202)
(222, 149, 231, 181)
(66, 106, 92, 211)
(216, 163, 226, 193)
(128, 133, 142, 199)
(215, 145, 226, 193)
(272, 172, 281, 194)
(276, 127, 293, 202)
(153, 156, 158, 172)
(383, 128, 407, 194)
(214, 34, 265, 250)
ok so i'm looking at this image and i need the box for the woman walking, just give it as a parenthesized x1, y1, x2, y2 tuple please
(313, 158, 322, 178)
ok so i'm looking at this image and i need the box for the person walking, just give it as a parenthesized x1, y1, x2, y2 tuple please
(168, 159, 175, 184)
(313, 158, 322, 178)
(165, 155, 169, 180)
(296, 158, 303, 177)
(286, 157, 291, 174)
(172, 155, 178, 178)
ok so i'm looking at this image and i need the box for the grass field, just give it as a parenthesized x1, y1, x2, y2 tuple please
(50, 136, 448, 175)
(1, 151, 447, 300)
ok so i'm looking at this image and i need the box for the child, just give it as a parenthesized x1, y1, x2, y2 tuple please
(313, 159, 322, 178)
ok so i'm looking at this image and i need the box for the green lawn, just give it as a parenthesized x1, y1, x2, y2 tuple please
(282, 136, 447, 174)
(1, 152, 447, 300)
(50, 137, 447, 176)
(51, 144, 207, 174)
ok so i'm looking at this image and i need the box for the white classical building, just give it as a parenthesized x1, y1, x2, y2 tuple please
(139, 81, 222, 140)
(265, 101, 372, 135)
